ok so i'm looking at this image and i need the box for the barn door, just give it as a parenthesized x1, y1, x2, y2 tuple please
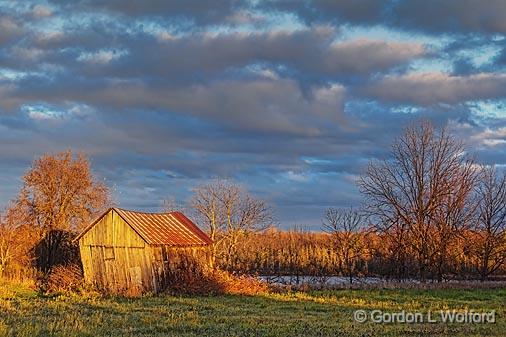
(89, 247, 105, 288)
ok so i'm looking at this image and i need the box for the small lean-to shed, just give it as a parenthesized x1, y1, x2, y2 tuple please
(75, 208, 212, 293)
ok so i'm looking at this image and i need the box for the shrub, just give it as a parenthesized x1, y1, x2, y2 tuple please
(43, 264, 84, 293)
(158, 250, 269, 295)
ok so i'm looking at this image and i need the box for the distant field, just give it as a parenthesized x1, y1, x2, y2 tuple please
(0, 282, 504, 337)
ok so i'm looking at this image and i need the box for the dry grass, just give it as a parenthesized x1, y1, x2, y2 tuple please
(206, 270, 270, 295)
(166, 269, 270, 296)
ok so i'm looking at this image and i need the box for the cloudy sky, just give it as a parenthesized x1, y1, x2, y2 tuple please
(0, 1, 505, 228)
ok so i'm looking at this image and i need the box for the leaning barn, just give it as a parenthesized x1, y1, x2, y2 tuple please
(75, 208, 212, 293)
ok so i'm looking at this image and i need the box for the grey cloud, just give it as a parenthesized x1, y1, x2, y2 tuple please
(323, 39, 425, 75)
(141, 31, 426, 79)
(361, 72, 506, 105)
(0, 84, 22, 112)
(4, 75, 347, 135)
(43, 0, 506, 36)
(265, 0, 506, 35)
(0, 94, 499, 227)
(49, 0, 244, 26)
(0, 14, 24, 47)
(263, 0, 387, 26)
(7, 26, 425, 84)
(392, 0, 506, 35)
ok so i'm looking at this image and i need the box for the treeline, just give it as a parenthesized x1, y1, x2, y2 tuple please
(0, 120, 505, 286)
(358, 121, 506, 282)
(220, 228, 506, 282)
(217, 121, 506, 283)
(200, 121, 506, 283)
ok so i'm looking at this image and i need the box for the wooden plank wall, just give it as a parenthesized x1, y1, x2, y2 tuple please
(79, 209, 157, 293)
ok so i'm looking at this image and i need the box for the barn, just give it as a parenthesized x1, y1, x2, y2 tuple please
(75, 208, 212, 293)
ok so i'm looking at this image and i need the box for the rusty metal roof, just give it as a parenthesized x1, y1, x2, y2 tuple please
(75, 208, 212, 246)
(114, 208, 212, 246)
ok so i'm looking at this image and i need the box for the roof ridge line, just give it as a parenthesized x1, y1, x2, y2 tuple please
(113, 207, 179, 215)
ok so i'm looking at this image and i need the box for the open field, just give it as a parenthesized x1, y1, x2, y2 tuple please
(0, 282, 504, 337)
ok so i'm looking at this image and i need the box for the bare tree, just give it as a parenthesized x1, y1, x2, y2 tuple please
(323, 207, 366, 284)
(190, 180, 226, 268)
(190, 179, 275, 269)
(160, 196, 186, 213)
(358, 120, 474, 281)
(431, 162, 478, 281)
(376, 216, 411, 281)
(14, 150, 110, 273)
(221, 186, 274, 267)
(474, 166, 506, 281)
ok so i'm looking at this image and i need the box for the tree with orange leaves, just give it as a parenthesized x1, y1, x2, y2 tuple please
(14, 150, 110, 273)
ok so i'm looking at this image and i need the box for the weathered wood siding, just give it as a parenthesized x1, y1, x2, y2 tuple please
(79, 209, 158, 293)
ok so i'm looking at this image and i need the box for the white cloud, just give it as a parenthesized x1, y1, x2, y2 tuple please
(77, 49, 127, 65)
(473, 127, 506, 147)
(32, 5, 52, 18)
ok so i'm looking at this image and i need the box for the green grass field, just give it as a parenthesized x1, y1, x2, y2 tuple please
(0, 282, 504, 337)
